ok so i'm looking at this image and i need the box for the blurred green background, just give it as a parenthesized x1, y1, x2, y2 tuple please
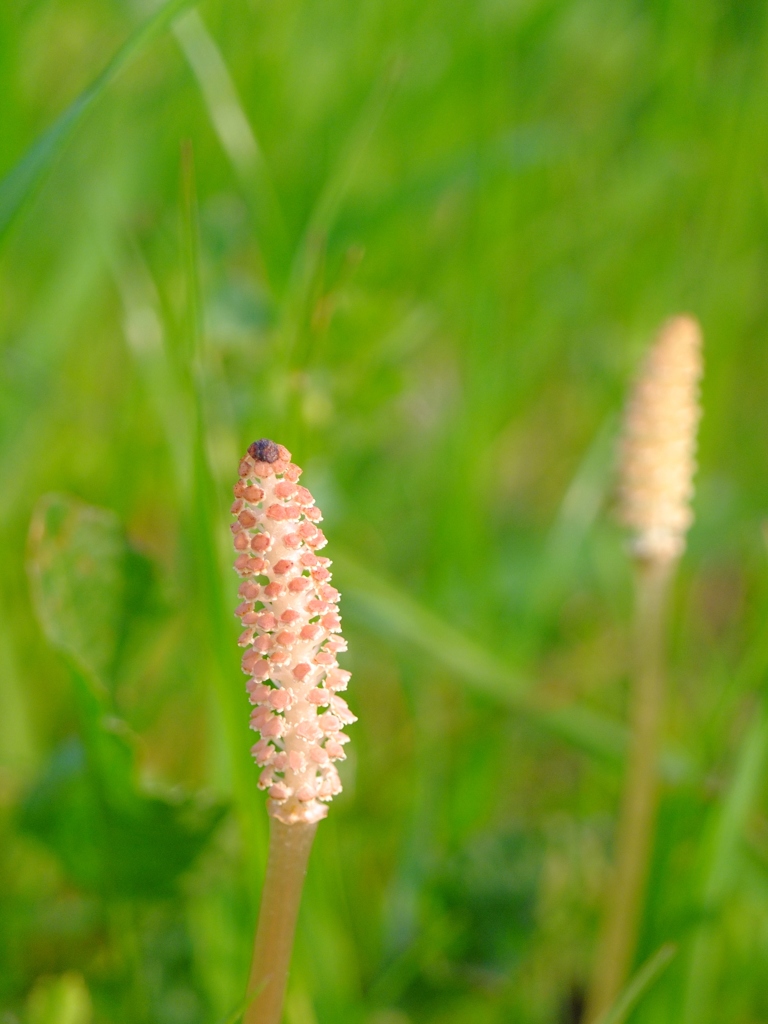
(2, 0, 768, 1022)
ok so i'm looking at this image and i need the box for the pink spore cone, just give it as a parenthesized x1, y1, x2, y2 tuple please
(232, 440, 355, 825)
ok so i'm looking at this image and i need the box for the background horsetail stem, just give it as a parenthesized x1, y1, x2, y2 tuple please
(244, 820, 317, 1024)
(587, 316, 703, 1020)
(587, 559, 672, 1019)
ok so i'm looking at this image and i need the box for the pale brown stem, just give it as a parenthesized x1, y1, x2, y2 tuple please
(245, 818, 317, 1024)
(586, 558, 673, 1022)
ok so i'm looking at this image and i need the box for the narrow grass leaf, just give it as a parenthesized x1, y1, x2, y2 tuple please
(275, 57, 400, 379)
(682, 700, 768, 1024)
(528, 415, 617, 622)
(337, 552, 623, 764)
(172, 9, 289, 281)
(335, 551, 530, 697)
(111, 242, 194, 498)
(179, 144, 268, 888)
(0, 173, 128, 523)
(116, 176, 266, 892)
(336, 551, 694, 776)
(0, 0, 197, 238)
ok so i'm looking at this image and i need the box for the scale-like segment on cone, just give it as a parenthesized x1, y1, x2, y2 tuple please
(232, 440, 355, 825)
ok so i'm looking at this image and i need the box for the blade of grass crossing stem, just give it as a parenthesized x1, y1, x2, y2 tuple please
(682, 700, 768, 1024)
(0, 0, 197, 239)
(179, 143, 267, 888)
(334, 551, 692, 778)
(215, 986, 261, 1024)
(594, 943, 677, 1024)
(172, 10, 289, 286)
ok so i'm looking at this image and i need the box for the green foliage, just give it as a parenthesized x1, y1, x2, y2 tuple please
(20, 736, 224, 900)
(25, 972, 92, 1024)
(2, 0, 768, 1022)
(429, 829, 542, 976)
(23, 493, 225, 902)
(11, 490, 225, 1022)
(28, 494, 127, 692)
(0, 0, 196, 238)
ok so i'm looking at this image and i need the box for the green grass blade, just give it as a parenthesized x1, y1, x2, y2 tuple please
(594, 943, 677, 1024)
(178, 143, 268, 887)
(111, 241, 194, 499)
(681, 700, 768, 1024)
(114, 176, 267, 897)
(0, 0, 197, 239)
(335, 551, 531, 699)
(335, 551, 692, 773)
(528, 415, 617, 623)
(0, 169, 129, 521)
(274, 58, 400, 384)
(172, 10, 289, 283)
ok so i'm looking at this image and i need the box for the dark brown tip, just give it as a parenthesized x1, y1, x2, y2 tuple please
(248, 439, 280, 463)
